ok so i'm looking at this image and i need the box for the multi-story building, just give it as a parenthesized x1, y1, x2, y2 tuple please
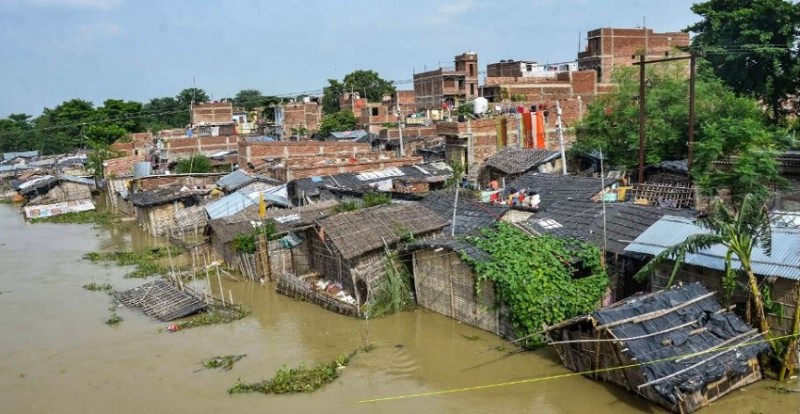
(577, 27, 691, 83)
(413, 52, 478, 110)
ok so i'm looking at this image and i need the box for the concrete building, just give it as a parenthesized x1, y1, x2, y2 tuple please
(577, 27, 691, 83)
(486, 60, 577, 80)
(413, 52, 478, 110)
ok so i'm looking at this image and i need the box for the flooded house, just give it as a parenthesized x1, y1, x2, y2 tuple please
(546, 283, 767, 414)
(127, 174, 221, 236)
(299, 202, 447, 315)
(625, 215, 800, 335)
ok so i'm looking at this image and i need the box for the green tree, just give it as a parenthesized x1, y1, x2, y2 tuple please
(574, 64, 789, 201)
(37, 99, 98, 154)
(233, 89, 265, 111)
(97, 99, 144, 132)
(322, 79, 345, 114)
(176, 88, 210, 107)
(343, 70, 396, 103)
(86, 140, 123, 178)
(0, 113, 34, 152)
(318, 110, 357, 137)
(142, 96, 188, 131)
(176, 154, 212, 174)
(84, 124, 128, 146)
(635, 194, 777, 359)
(687, 0, 800, 120)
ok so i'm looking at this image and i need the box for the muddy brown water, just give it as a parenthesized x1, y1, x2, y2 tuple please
(0, 204, 795, 414)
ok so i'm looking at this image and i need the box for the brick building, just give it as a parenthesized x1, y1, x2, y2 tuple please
(414, 52, 479, 110)
(190, 102, 236, 136)
(577, 27, 691, 83)
(273, 101, 323, 140)
(237, 140, 375, 173)
(338, 90, 417, 135)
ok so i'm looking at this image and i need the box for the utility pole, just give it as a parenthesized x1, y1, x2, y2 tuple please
(638, 54, 646, 184)
(634, 52, 696, 185)
(398, 105, 405, 156)
(556, 101, 568, 174)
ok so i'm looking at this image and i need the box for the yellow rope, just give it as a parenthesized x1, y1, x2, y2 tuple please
(358, 332, 797, 404)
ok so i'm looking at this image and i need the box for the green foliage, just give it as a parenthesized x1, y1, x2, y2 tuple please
(231, 220, 277, 254)
(176, 88, 210, 106)
(363, 192, 391, 208)
(175, 306, 250, 330)
(228, 352, 354, 395)
(30, 210, 119, 226)
(687, 0, 800, 120)
(233, 89, 265, 112)
(176, 154, 212, 174)
(343, 70, 396, 103)
(318, 110, 357, 137)
(142, 96, 189, 131)
(322, 79, 345, 114)
(83, 247, 180, 278)
(574, 64, 789, 201)
(82, 282, 113, 292)
(456, 103, 474, 116)
(367, 252, 413, 318)
(84, 124, 128, 146)
(332, 199, 359, 213)
(461, 224, 609, 347)
(201, 354, 247, 371)
(86, 140, 123, 178)
(106, 313, 123, 326)
(445, 159, 464, 188)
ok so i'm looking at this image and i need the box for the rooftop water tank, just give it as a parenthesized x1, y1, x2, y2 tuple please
(473, 97, 489, 115)
(133, 161, 152, 179)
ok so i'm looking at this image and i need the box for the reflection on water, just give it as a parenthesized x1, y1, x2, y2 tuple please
(0, 204, 795, 414)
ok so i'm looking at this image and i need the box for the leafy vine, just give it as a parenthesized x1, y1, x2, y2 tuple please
(461, 223, 609, 347)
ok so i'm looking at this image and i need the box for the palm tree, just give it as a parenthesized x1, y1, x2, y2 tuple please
(635, 194, 773, 336)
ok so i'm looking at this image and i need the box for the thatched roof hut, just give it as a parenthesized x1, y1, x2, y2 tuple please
(546, 283, 767, 414)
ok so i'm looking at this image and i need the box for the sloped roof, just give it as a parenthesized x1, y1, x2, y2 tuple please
(404, 237, 491, 263)
(482, 148, 560, 175)
(418, 188, 508, 235)
(205, 185, 288, 220)
(625, 215, 800, 280)
(3, 150, 39, 161)
(216, 169, 255, 192)
(589, 283, 767, 403)
(128, 185, 200, 207)
(319, 203, 447, 260)
(523, 200, 694, 255)
(208, 199, 339, 244)
(292, 162, 452, 198)
(506, 173, 609, 210)
(330, 130, 368, 140)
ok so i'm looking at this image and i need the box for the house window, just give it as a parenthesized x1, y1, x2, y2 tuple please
(371, 107, 379, 116)
(526, 64, 533, 72)
(469, 64, 475, 76)
(458, 79, 465, 90)
(470, 84, 475, 95)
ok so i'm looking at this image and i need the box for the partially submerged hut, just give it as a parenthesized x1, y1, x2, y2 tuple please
(129, 185, 205, 236)
(306, 203, 447, 311)
(404, 238, 515, 338)
(547, 283, 767, 414)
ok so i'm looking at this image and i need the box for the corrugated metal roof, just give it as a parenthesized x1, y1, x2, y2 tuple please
(3, 151, 39, 161)
(216, 170, 255, 192)
(58, 174, 95, 186)
(205, 184, 289, 219)
(625, 215, 800, 280)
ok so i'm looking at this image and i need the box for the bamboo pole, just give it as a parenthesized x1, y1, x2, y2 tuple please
(779, 281, 800, 381)
(596, 292, 716, 330)
(228, 289, 234, 307)
(217, 266, 226, 307)
(674, 329, 759, 363)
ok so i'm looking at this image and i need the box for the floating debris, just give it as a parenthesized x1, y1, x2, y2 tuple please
(201, 354, 247, 371)
(176, 306, 249, 330)
(82, 282, 113, 292)
(83, 247, 180, 278)
(228, 351, 355, 395)
(116, 280, 206, 321)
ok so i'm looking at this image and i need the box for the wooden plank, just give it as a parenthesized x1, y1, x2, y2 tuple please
(596, 291, 716, 330)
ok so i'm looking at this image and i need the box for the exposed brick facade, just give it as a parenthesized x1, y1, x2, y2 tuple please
(279, 102, 323, 138)
(414, 52, 479, 110)
(191, 102, 233, 125)
(271, 156, 424, 181)
(578, 27, 690, 83)
(237, 141, 374, 171)
(165, 136, 240, 159)
(103, 155, 146, 178)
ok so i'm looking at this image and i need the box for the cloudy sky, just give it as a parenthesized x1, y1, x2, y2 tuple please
(0, 0, 699, 117)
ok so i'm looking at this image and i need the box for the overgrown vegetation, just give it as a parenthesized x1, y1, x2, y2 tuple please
(83, 246, 181, 278)
(30, 210, 120, 226)
(462, 223, 609, 347)
(231, 220, 276, 254)
(106, 305, 123, 326)
(83, 282, 113, 292)
(445, 159, 465, 188)
(175, 306, 249, 330)
(332, 199, 360, 213)
(366, 251, 413, 318)
(201, 354, 247, 371)
(362, 192, 391, 208)
(176, 154, 212, 174)
(228, 351, 355, 395)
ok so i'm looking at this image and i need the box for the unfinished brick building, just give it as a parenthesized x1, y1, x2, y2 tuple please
(577, 27, 691, 83)
(414, 52, 479, 110)
(274, 102, 323, 140)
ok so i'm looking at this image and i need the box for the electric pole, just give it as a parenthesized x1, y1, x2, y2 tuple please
(556, 101, 568, 174)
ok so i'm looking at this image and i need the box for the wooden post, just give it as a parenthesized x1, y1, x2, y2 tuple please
(217, 266, 225, 307)
(638, 53, 646, 184)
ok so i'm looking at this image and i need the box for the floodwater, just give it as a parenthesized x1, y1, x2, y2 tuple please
(0, 204, 796, 414)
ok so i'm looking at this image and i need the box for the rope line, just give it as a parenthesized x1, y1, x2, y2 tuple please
(357, 332, 796, 404)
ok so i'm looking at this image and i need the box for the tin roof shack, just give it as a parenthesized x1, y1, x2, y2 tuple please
(128, 174, 220, 236)
(547, 283, 767, 414)
(207, 200, 338, 280)
(15, 174, 95, 206)
(305, 203, 447, 314)
(522, 200, 695, 301)
(480, 148, 561, 183)
(290, 162, 452, 205)
(626, 215, 800, 335)
(404, 238, 515, 338)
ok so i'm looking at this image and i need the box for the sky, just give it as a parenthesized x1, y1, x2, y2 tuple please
(0, 0, 699, 117)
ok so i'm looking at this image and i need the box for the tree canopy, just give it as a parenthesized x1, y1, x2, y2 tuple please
(176, 154, 212, 174)
(317, 110, 357, 137)
(687, 0, 800, 120)
(574, 63, 790, 203)
(321, 70, 395, 114)
(233, 89, 265, 112)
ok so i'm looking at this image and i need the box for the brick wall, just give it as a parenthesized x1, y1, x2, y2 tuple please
(379, 125, 437, 140)
(166, 136, 240, 159)
(191, 102, 233, 124)
(274, 156, 423, 181)
(103, 155, 145, 178)
(282, 102, 323, 137)
(238, 140, 374, 170)
(133, 174, 221, 191)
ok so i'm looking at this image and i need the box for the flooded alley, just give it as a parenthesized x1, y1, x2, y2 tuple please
(0, 204, 795, 414)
